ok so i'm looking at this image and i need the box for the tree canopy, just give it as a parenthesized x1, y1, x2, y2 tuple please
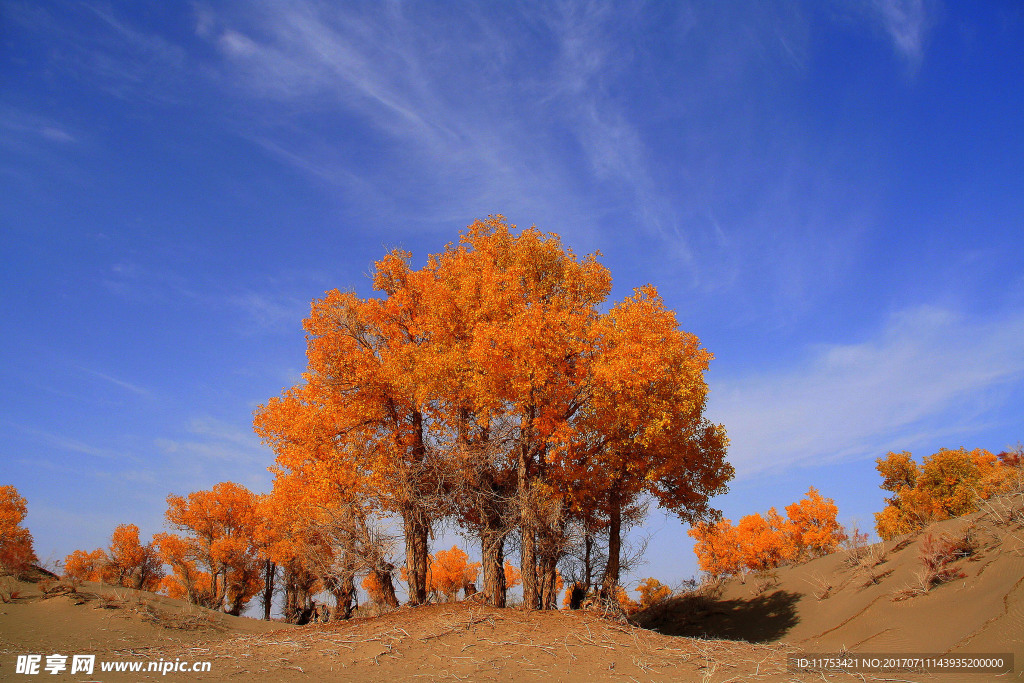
(254, 216, 732, 609)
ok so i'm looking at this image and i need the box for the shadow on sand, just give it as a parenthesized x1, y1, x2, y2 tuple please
(633, 589, 801, 643)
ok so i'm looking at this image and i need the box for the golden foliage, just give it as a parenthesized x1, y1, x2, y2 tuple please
(0, 485, 37, 576)
(689, 488, 846, 577)
(874, 447, 1022, 540)
(253, 216, 731, 609)
(427, 545, 481, 601)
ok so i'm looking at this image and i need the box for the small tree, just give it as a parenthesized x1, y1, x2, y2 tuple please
(0, 486, 37, 577)
(785, 488, 847, 559)
(427, 546, 481, 602)
(161, 482, 262, 614)
(107, 524, 164, 591)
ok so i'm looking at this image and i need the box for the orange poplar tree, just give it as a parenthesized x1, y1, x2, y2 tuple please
(256, 397, 402, 618)
(63, 524, 164, 590)
(635, 577, 672, 611)
(784, 487, 846, 559)
(255, 272, 441, 606)
(565, 285, 731, 600)
(0, 486, 37, 577)
(426, 545, 481, 602)
(157, 481, 262, 615)
(874, 447, 1022, 539)
(688, 517, 743, 577)
(63, 548, 107, 584)
(106, 524, 164, 590)
(255, 216, 732, 610)
(690, 488, 846, 577)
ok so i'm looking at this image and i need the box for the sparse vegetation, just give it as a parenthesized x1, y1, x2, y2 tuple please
(0, 575, 21, 603)
(803, 573, 832, 600)
(892, 530, 974, 601)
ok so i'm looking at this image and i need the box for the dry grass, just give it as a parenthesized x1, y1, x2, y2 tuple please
(976, 489, 1024, 527)
(802, 572, 832, 601)
(0, 576, 21, 603)
(892, 529, 974, 601)
(91, 589, 225, 631)
(750, 570, 781, 596)
(850, 542, 889, 586)
(37, 578, 77, 596)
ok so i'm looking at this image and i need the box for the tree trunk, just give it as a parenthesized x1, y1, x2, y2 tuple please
(403, 504, 430, 605)
(403, 409, 431, 606)
(332, 573, 355, 621)
(213, 566, 228, 611)
(540, 548, 558, 609)
(520, 523, 539, 609)
(519, 433, 540, 609)
(261, 560, 276, 620)
(372, 568, 399, 608)
(600, 487, 622, 601)
(584, 531, 594, 594)
(480, 520, 506, 607)
(568, 583, 586, 609)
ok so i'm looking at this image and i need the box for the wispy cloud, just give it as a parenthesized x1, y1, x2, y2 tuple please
(189, 2, 642, 245)
(101, 259, 311, 332)
(24, 428, 132, 460)
(710, 306, 1024, 477)
(77, 366, 151, 397)
(226, 291, 310, 332)
(187, 416, 260, 449)
(79, 2, 186, 69)
(156, 415, 269, 467)
(870, 0, 932, 66)
(540, 1, 693, 262)
(0, 105, 79, 150)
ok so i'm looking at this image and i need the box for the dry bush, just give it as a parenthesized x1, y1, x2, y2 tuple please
(889, 537, 914, 554)
(917, 533, 967, 585)
(852, 542, 889, 585)
(976, 490, 1024, 526)
(803, 572, 832, 600)
(750, 570, 780, 596)
(94, 590, 221, 630)
(669, 576, 721, 612)
(841, 523, 871, 566)
(0, 576, 20, 603)
(37, 578, 77, 596)
(892, 531, 970, 601)
(695, 573, 725, 599)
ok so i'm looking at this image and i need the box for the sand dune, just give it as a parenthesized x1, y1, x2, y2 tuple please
(637, 495, 1024, 679)
(2, 494, 1022, 681)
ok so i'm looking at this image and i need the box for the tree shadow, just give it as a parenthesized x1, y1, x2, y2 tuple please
(633, 589, 801, 643)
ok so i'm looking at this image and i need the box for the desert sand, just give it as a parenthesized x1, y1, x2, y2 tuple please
(2, 496, 1022, 682)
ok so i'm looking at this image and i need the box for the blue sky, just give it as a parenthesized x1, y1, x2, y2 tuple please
(2, 1, 1023, 593)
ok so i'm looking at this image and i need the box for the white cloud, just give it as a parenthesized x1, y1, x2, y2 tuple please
(155, 415, 269, 468)
(710, 306, 1024, 476)
(190, 2, 641, 247)
(77, 366, 151, 397)
(40, 127, 75, 143)
(871, 0, 932, 65)
(0, 105, 79, 150)
(226, 291, 309, 332)
(188, 416, 260, 449)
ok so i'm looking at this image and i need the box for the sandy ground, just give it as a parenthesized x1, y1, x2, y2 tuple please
(0, 585, 851, 682)
(2, 493, 1022, 682)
